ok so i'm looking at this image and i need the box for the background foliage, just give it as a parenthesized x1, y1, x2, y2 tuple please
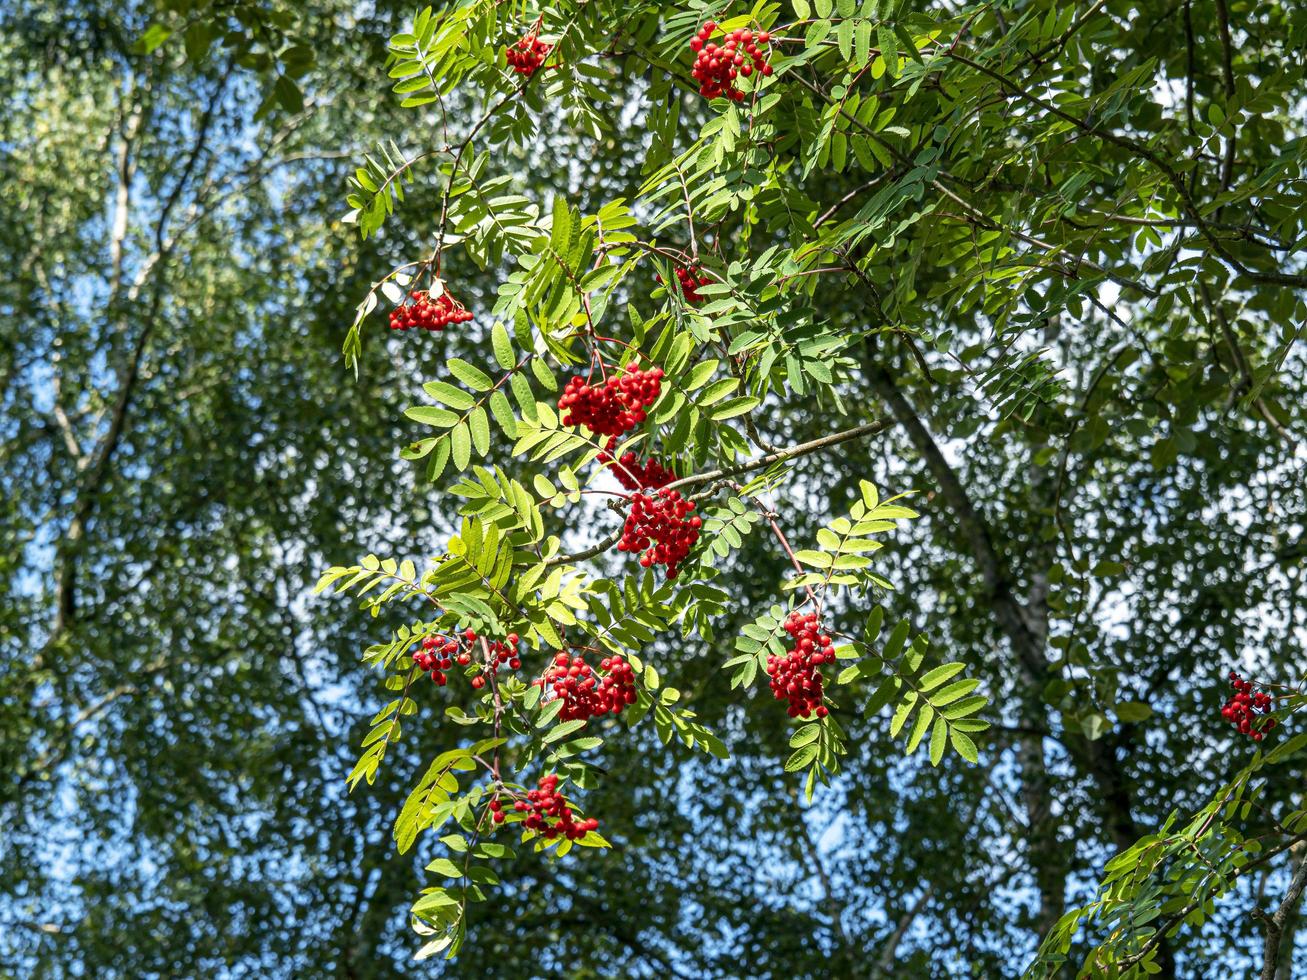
(3, 0, 1305, 977)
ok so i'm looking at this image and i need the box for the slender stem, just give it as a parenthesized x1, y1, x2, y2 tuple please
(754, 495, 820, 612)
(547, 419, 893, 567)
(479, 636, 504, 784)
(941, 49, 1306, 288)
(662, 418, 893, 495)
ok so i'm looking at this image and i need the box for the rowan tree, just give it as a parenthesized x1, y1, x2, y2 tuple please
(7, 0, 1307, 977)
(316, 1, 1307, 975)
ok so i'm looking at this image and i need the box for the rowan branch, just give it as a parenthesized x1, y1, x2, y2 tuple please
(944, 50, 1307, 288)
(545, 419, 893, 567)
(662, 417, 894, 495)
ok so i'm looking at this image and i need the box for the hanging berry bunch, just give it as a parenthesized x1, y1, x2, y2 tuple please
(412, 629, 523, 688)
(557, 362, 663, 438)
(766, 610, 834, 718)
(388, 288, 474, 332)
(505, 23, 551, 77)
(689, 21, 773, 101)
(1222, 671, 1278, 741)
(513, 774, 600, 840)
(412, 633, 462, 686)
(656, 263, 712, 304)
(672, 264, 712, 304)
(486, 633, 522, 674)
(597, 438, 676, 491)
(617, 488, 701, 579)
(535, 652, 637, 721)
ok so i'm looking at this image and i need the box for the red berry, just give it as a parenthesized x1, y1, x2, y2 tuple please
(668, 263, 712, 304)
(411, 629, 525, 690)
(690, 21, 773, 100)
(505, 25, 552, 76)
(616, 488, 700, 579)
(388, 287, 473, 333)
(765, 611, 832, 719)
(516, 775, 597, 840)
(535, 652, 636, 721)
(1220, 671, 1278, 742)
(558, 362, 663, 438)
(596, 436, 676, 491)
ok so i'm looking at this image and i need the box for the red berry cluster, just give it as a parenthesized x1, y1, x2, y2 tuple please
(558, 364, 663, 438)
(597, 438, 675, 491)
(766, 611, 834, 718)
(690, 22, 773, 101)
(413, 629, 524, 688)
(617, 488, 701, 579)
(487, 633, 522, 673)
(506, 28, 551, 76)
(672, 264, 712, 304)
(535, 652, 637, 721)
(1222, 671, 1278, 741)
(388, 289, 473, 331)
(412, 632, 467, 686)
(471, 633, 524, 690)
(513, 774, 599, 840)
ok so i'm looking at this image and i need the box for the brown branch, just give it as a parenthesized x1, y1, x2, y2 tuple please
(44, 71, 229, 651)
(1021, 0, 1108, 66)
(1259, 846, 1307, 980)
(865, 362, 1044, 678)
(755, 497, 821, 610)
(1212, 0, 1237, 192)
(793, 809, 855, 966)
(1182, 0, 1196, 136)
(14, 659, 170, 793)
(662, 418, 894, 496)
(790, 72, 1158, 297)
(107, 80, 146, 308)
(814, 171, 897, 227)
(1057, 211, 1290, 251)
(49, 354, 87, 469)
(1122, 830, 1307, 969)
(545, 420, 893, 567)
(874, 885, 934, 977)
